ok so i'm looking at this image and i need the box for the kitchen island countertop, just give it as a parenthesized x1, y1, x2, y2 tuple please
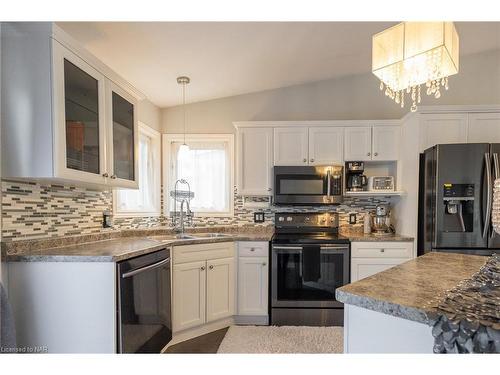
(336, 252, 488, 325)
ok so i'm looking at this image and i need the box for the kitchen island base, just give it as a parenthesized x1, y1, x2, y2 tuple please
(344, 305, 433, 353)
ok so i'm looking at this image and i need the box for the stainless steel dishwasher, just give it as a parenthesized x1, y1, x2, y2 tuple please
(117, 248, 172, 353)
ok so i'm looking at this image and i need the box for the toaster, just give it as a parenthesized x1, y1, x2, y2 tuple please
(368, 176, 395, 191)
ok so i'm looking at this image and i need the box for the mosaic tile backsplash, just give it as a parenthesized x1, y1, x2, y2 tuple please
(1, 179, 390, 241)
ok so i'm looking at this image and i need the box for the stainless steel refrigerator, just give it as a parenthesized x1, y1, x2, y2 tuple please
(418, 143, 500, 256)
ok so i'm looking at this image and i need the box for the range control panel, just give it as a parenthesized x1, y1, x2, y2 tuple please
(443, 183, 475, 200)
(275, 212, 339, 228)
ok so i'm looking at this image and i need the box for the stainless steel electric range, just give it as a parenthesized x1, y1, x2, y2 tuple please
(271, 212, 350, 326)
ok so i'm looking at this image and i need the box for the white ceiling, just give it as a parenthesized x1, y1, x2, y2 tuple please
(58, 22, 500, 108)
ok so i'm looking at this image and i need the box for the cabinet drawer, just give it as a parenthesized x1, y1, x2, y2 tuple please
(351, 257, 408, 282)
(238, 241, 269, 257)
(351, 241, 413, 259)
(173, 242, 235, 264)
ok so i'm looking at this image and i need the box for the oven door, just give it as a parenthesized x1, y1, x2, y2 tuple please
(271, 244, 349, 308)
(273, 166, 342, 205)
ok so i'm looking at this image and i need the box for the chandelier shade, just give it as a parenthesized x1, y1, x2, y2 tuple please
(372, 22, 459, 111)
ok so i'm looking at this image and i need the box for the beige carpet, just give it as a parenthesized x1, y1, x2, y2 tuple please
(217, 325, 344, 354)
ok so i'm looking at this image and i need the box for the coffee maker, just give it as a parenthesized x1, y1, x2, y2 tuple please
(345, 161, 368, 192)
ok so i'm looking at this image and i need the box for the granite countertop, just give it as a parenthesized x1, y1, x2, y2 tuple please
(4, 228, 274, 263)
(340, 232, 413, 242)
(2, 225, 413, 263)
(336, 252, 488, 325)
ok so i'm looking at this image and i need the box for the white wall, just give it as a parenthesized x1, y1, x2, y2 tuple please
(137, 98, 161, 132)
(161, 49, 500, 133)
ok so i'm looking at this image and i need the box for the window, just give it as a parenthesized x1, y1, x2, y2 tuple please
(114, 123, 161, 216)
(163, 134, 234, 216)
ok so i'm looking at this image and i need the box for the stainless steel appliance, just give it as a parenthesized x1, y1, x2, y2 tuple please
(368, 176, 395, 191)
(273, 165, 343, 205)
(372, 204, 390, 235)
(117, 248, 172, 353)
(418, 143, 500, 256)
(345, 161, 368, 192)
(271, 212, 350, 326)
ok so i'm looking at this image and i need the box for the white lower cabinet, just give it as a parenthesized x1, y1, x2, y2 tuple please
(172, 260, 207, 332)
(236, 241, 269, 324)
(206, 257, 235, 322)
(172, 242, 235, 333)
(350, 241, 414, 282)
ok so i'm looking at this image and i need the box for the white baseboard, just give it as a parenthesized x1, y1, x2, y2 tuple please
(234, 315, 269, 325)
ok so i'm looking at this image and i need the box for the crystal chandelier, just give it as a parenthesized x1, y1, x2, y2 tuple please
(372, 22, 459, 112)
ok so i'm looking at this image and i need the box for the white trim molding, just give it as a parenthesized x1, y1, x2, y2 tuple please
(233, 119, 402, 129)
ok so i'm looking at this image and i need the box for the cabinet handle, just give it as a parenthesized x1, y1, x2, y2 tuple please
(200, 266, 205, 271)
(303, 158, 307, 163)
(209, 265, 214, 270)
(374, 152, 378, 156)
(367, 152, 371, 156)
(310, 158, 314, 162)
(102, 173, 109, 178)
(111, 175, 117, 179)
(262, 262, 267, 266)
(380, 248, 385, 253)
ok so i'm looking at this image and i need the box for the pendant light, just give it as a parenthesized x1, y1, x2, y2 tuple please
(177, 76, 191, 152)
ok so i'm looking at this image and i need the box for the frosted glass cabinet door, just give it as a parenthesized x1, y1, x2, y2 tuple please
(53, 41, 107, 185)
(106, 81, 139, 189)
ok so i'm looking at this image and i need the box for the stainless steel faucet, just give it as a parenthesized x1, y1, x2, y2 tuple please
(178, 199, 192, 234)
(170, 179, 194, 233)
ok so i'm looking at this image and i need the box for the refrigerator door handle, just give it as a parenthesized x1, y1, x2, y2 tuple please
(491, 153, 499, 239)
(483, 153, 492, 239)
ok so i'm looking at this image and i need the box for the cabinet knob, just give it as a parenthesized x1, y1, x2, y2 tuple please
(303, 158, 307, 163)
(267, 188, 272, 192)
(262, 262, 267, 266)
(209, 265, 214, 270)
(250, 248, 255, 252)
(200, 266, 205, 271)
(102, 173, 109, 178)
(380, 248, 385, 253)
(374, 152, 378, 156)
(310, 158, 314, 162)
(111, 175, 117, 179)
(367, 152, 371, 156)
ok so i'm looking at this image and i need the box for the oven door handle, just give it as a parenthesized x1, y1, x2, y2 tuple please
(320, 246, 349, 251)
(272, 246, 303, 251)
(122, 257, 171, 279)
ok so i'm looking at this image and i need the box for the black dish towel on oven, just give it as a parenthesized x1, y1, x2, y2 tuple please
(302, 245, 321, 282)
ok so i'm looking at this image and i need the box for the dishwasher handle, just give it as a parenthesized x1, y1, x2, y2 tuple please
(122, 257, 171, 279)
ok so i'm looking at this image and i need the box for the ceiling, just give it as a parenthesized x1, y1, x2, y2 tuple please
(58, 22, 500, 108)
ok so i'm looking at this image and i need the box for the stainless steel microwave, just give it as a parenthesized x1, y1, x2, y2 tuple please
(273, 166, 343, 205)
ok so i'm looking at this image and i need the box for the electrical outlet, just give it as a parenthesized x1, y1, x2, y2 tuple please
(254, 212, 265, 223)
(349, 213, 357, 224)
(103, 211, 112, 228)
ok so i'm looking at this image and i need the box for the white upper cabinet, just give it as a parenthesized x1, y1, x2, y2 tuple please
(344, 127, 372, 161)
(308, 127, 344, 165)
(52, 41, 108, 186)
(419, 113, 468, 152)
(106, 80, 139, 189)
(372, 126, 400, 161)
(1, 22, 142, 189)
(467, 113, 500, 143)
(273, 127, 309, 165)
(237, 128, 273, 195)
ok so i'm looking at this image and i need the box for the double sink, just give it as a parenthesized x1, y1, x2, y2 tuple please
(148, 232, 232, 242)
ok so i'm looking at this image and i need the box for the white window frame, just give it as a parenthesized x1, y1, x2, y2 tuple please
(162, 133, 234, 217)
(113, 122, 162, 217)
